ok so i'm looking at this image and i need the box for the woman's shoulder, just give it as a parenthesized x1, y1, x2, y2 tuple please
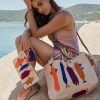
(54, 8, 74, 24)
(56, 8, 73, 17)
(56, 8, 75, 30)
(49, 8, 72, 21)
(55, 8, 74, 24)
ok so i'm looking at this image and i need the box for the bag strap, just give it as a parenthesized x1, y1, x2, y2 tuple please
(76, 31, 92, 56)
(77, 31, 97, 69)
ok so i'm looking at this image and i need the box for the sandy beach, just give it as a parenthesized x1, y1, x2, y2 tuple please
(0, 21, 100, 100)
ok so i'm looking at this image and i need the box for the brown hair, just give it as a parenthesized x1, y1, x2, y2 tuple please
(24, 0, 61, 28)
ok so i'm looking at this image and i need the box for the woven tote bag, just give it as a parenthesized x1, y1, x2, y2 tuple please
(44, 32, 98, 100)
(13, 48, 39, 89)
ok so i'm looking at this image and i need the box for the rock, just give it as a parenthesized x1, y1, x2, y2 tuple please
(78, 21, 100, 55)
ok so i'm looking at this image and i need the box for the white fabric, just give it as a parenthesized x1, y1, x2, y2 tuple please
(44, 52, 98, 100)
(13, 51, 39, 89)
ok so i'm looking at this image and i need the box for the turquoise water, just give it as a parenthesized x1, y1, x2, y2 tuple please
(0, 23, 25, 58)
(0, 22, 85, 58)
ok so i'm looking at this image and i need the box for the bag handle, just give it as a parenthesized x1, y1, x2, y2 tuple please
(76, 31, 92, 57)
(77, 31, 97, 69)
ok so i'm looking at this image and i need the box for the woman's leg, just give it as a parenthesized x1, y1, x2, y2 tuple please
(15, 30, 55, 67)
(29, 36, 55, 66)
(15, 34, 22, 54)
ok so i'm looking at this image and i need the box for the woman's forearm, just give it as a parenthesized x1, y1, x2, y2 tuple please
(23, 28, 32, 37)
(27, 9, 38, 37)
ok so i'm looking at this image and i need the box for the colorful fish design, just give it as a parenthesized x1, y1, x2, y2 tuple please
(74, 62, 87, 83)
(66, 66, 79, 85)
(24, 77, 34, 85)
(21, 70, 31, 79)
(50, 63, 60, 92)
(60, 62, 70, 88)
(19, 63, 29, 72)
(72, 89, 88, 97)
(15, 57, 26, 68)
(26, 48, 37, 62)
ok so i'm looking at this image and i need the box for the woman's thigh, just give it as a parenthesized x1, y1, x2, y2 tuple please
(15, 30, 55, 67)
(15, 35, 55, 66)
(30, 37, 54, 66)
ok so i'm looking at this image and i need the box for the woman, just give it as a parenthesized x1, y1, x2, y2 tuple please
(15, 0, 80, 99)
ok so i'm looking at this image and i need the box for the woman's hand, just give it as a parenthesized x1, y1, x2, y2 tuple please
(23, 0, 32, 9)
(21, 30, 31, 52)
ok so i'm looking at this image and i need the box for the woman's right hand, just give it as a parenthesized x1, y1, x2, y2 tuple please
(21, 29, 31, 52)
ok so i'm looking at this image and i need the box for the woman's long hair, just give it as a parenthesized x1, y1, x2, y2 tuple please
(24, 0, 61, 28)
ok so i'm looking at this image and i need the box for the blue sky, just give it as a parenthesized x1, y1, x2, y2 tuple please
(0, 0, 100, 10)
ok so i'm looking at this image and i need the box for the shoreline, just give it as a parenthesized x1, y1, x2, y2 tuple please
(0, 50, 16, 59)
(0, 20, 100, 24)
(0, 21, 24, 24)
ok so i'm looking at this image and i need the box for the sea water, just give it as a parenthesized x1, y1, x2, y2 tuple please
(0, 22, 85, 58)
(0, 22, 25, 58)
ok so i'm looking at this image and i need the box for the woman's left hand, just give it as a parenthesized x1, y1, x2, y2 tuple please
(23, 0, 32, 9)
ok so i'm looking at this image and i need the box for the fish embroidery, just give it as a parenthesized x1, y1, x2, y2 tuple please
(26, 48, 37, 62)
(19, 63, 29, 72)
(66, 66, 79, 85)
(50, 63, 60, 92)
(74, 62, 87, 83)
(60, 62, 70, 88)
(72, 88, 88, 97)
(15, 57, 26, 68)
(24, 77, 34, 85)
(21, 70, 31, 79)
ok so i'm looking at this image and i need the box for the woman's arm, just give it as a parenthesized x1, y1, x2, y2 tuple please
(27, 10, 71, 38)
(24, 0, 71, 38)
(27, 10, 38, 37)
(24, 0, 38, 37)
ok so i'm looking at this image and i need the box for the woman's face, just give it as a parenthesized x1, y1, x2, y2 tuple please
(31, 0, 52, 15)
